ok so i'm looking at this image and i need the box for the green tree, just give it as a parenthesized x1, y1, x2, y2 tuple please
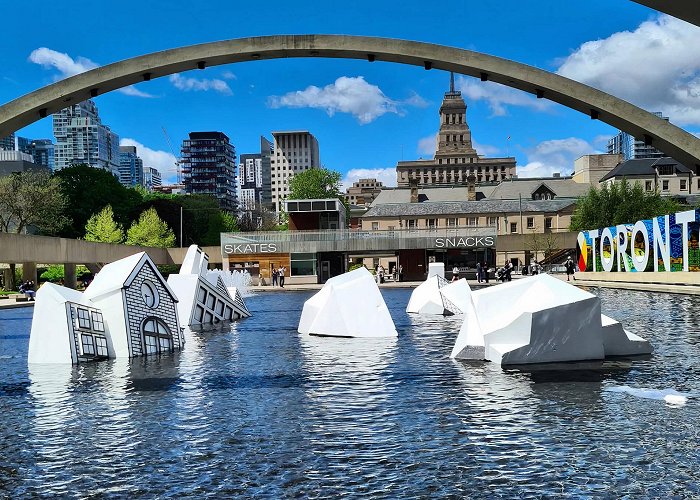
(126, 207, 176, 247)
(288, 167, 343, 200)
(0, 170, 69, 234)
(84, 205, 125, 243)
(55, 164, 142, 238)
(570, 178, 681, 231)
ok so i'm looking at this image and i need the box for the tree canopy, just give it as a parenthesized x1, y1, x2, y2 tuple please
(84, 205, 125, 244)
(0, 170, 69, 234)
(126, 207, 176, 247)
(55, 164, 141, 238)
(288, 167, 343, 200)
(570, 178, 681, 231)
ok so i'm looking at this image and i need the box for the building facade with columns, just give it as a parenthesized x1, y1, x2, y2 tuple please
(396, 75, 516, 187)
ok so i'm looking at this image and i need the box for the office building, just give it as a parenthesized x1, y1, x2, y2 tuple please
(180, 131, 238, 212)
(53, 99, 120, 175)
(144, 166, 162, 191)
(607, 112, 669, 160)
(118, 146, 144, 187)
(396, 74, 516, 187)
(25, 139, 55, 171)
(0, 150, 50, 176)
(345, 178, 384, 206)
(270, 131, 320, 212)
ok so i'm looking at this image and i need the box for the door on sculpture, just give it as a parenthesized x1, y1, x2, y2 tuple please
(320, 260, 331, 283)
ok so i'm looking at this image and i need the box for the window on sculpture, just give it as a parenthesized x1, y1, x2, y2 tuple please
(91, 311, 104, 332)
(142, 318, 173, 355)
(76, 308, 91, 329)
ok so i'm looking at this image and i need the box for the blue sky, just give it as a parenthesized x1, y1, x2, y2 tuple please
(2, 0, 700, 187)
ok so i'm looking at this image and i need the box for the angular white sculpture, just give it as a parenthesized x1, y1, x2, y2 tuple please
(438, 278, 472, 315)
(406, 274, 463, 315)
(298, 267, 397, 337)
(28, 283, 113, 364)
(427, 262, 445, 279)
(29, 252, 183, 363)
(167, 245, 250, 328)
(450, 274, 652, 365)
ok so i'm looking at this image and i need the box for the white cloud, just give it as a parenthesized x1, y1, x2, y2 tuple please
(29, 47, 154, 98)
(169, 73, 232, 95)
(221, 71, 237, 80)
(120, 138, 179, 184)
(340, 168, 397, 192)
(518, 137, 598, 178)
(472, 140, 501, 156)
(456, 76, 551, 116)
(267, 76, 425, 124)
(556, 15, 700, 126)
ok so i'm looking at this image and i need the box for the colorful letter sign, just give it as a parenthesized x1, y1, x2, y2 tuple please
(577, 209, 700, 273)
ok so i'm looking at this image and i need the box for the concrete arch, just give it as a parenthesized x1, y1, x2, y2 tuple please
(631, 1, 700, 27)
(1, 35, 699, 171)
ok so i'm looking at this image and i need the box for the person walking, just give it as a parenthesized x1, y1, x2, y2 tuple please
(377, 264, 385, 284)
(452, 265, 460, 282)
(272, 267, 278, 287)
(476, 261, 483, 283)
(279, 266, 286, 288)
(565, 256, 576, 281)
(483, 261, 490, 283)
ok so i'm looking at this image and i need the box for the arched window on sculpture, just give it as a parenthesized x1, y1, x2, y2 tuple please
(142, 318, 173, 355)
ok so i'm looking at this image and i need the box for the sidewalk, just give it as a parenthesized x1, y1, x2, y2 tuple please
(0, 295, 35, 309)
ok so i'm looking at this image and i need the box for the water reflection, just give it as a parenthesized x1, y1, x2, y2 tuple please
(2, 287, 699, 497)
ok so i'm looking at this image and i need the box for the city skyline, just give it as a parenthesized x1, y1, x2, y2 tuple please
(2, 1, 700, 188)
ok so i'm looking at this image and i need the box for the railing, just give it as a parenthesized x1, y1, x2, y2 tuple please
(222, 227, 496, 244)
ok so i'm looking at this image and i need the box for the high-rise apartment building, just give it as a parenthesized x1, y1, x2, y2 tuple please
(144, 166, 162, 191)
(0, 133, 15, 151)
(180, 131, 238, 212)
(607, 112, 669, 160)
(396, 74, 516, 187)
(270, 131, 320, 212)
(238, 136, 275, 212)
(24, 139, 55, 171)
(53, 99, 120, 175)
(119, 146, 144, 187)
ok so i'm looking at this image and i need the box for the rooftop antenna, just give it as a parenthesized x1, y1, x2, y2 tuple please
(450, 71, 455, 93)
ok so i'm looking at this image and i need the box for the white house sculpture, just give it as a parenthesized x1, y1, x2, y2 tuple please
(450, 273, 652, 365)
(29, 252, 184, 364)
(167, 245, 250, 328)
(298, 267, 397, 337)
(406, 272, 463, 315)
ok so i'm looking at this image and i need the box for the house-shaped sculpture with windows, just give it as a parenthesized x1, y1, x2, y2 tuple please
(28, 251, 183, 363)
(84, 252, 183, 357)
(167, 245, 250, 328)
(29, 283, 112, 364)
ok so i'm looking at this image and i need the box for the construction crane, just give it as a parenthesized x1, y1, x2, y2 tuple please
(161, 126, 181, 184)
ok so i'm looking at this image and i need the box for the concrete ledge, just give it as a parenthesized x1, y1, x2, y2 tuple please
(575, 271, 700, 295)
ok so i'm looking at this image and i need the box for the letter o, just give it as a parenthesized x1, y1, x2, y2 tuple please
(600, 227, 614, 272)
(631, 221, 650, 272)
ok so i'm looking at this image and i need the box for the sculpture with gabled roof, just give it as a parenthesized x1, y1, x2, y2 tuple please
(167, 245, 250, 328)
(28, 251, 183, 363)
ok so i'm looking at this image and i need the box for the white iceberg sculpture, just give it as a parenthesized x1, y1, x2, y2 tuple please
(168, 245, 251, 328)
(29, 252, 184, 363)
(427, 262, 445, 279)
(450, 274, 652, 365)
(298, 267, 397, 337)
(406, 274, 464, 316)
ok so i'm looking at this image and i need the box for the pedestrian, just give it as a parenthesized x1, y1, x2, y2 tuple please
(272, 267, 278, 287)
(476, 261, 482, 283)
(504, 261, 513, 282)
(377, 264, 385, 284)
(279, 266, 286, 288)
(452, 265, 460, 282)
(530, 261, 539, 276)
(565, 256, 576, 281)
(483, 261, 489, 283)
(398, 264, 403, 282)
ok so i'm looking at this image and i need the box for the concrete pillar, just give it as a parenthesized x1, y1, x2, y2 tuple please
(221, 255, 229, 272)
(2, 268, 14, 291)
(22, 262, 37, 284)
(64, 263, 77, 289)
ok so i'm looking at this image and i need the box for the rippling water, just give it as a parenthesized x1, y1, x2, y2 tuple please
(1, 287, 699, 498)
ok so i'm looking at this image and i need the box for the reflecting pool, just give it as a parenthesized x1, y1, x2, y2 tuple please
(1, 287, 699, 497)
